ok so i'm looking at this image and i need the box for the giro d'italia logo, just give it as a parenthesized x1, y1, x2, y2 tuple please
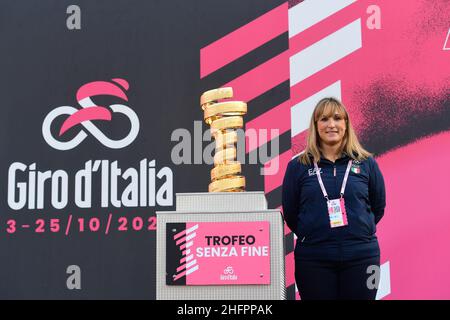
(42, 78, 139, 150)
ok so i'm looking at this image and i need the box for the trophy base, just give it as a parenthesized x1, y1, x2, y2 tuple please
(156, 191, 286, 300)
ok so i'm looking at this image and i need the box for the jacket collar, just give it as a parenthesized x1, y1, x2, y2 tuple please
(318, 151, 350, 164)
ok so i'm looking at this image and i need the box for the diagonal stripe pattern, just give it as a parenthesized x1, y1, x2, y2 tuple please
(199, 0, 384, 299)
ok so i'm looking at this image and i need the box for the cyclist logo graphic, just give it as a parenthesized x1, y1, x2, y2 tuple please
(42, 78, 139, 150)
(224, 266, 234, 275)
(220, 266, 238, 281)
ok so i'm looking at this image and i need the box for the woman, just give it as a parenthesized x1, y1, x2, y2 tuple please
(282, 97, 386, 300)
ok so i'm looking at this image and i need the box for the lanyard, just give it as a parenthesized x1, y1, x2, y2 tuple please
(314, 160, 352, 200)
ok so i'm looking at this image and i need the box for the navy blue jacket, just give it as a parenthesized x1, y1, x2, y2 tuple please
(282, 153, 386, 261)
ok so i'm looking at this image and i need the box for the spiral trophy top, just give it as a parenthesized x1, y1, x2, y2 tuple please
(200, 87, 247, 192)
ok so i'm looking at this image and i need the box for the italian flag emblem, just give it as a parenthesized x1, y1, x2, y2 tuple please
(351, 166, 360, 174)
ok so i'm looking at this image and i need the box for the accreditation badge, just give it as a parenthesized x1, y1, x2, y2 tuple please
(327, 198, 348, 228)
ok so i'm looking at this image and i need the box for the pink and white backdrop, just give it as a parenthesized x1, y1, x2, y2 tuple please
(0, 0, 448, 299)
(200, 0, 450, 299)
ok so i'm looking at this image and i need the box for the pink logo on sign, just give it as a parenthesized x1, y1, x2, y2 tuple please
(172, 221, 271, 286)
(42, 78, 139, 150)
(172, 224, 200, 281)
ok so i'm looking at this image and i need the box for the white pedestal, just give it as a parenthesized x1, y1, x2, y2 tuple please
(156, 191, 286, 300)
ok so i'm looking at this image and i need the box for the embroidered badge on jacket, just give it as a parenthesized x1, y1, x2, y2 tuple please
(351, 164, 361, 174)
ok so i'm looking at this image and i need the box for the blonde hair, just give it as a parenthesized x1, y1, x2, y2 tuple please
(299, 97, 372, 165)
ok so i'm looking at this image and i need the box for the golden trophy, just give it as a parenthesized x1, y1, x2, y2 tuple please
(156, 87, 286, 300)
(200, 87, 247, 192)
